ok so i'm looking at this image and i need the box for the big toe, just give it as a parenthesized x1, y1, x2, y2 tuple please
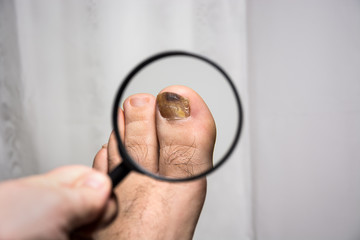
(156, 85, 216, 178)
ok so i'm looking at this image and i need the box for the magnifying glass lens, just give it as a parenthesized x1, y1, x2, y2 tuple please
(112, 52, 242, 183)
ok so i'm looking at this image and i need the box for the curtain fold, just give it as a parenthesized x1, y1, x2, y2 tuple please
(0, 0, 38, 179)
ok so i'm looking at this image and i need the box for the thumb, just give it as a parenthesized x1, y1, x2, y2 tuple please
(61, 169, 112, 232)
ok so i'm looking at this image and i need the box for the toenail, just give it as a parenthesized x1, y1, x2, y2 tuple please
(130, 96, 150, 107)
(156, 92, 190, 120)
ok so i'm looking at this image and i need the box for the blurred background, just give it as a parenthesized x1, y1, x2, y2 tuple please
(0, 0, 359, 239)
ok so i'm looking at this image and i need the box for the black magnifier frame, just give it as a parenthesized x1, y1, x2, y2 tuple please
(109, 51, 243, 187)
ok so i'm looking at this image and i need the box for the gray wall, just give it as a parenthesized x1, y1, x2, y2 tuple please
(249, 0, 360, 239)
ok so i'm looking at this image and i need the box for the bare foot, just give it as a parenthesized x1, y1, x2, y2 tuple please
(93, 86, 216, 240)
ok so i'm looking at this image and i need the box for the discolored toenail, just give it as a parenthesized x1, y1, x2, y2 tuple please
(130, 96, 150, 107)
(156, 92, 190, 120)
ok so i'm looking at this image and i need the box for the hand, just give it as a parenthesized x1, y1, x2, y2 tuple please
(0, 166, 116, 240)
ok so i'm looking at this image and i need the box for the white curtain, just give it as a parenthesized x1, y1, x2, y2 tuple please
(0, 1, 251, 239)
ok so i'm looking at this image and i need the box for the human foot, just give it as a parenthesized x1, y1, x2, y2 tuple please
(93, 86, 216, 240)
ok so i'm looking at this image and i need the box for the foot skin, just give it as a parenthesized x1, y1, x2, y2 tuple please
(93, 86, 216, 240)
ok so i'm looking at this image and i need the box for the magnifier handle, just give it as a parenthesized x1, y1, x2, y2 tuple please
(109, 163, 131, 188)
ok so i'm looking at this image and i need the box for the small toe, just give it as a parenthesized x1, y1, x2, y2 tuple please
(93, 146, 108, 173)
(123, 93, 159, 173)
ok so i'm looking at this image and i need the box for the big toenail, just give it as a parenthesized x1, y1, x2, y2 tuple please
(156, 92, 190, 119)
(130, 96, 150, 107)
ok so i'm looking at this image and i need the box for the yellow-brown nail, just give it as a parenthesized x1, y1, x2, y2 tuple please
(156, 92, 190, 120)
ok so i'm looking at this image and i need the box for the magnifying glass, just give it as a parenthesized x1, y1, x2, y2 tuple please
(109, 51, 243, 187)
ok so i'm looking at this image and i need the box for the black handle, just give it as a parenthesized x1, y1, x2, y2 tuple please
(109, 163, 131, 188)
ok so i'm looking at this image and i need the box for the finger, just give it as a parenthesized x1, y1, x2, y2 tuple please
(45, 165, 93, 186)
(71, 193, 118, 238)
(63, 169, 112, 231)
